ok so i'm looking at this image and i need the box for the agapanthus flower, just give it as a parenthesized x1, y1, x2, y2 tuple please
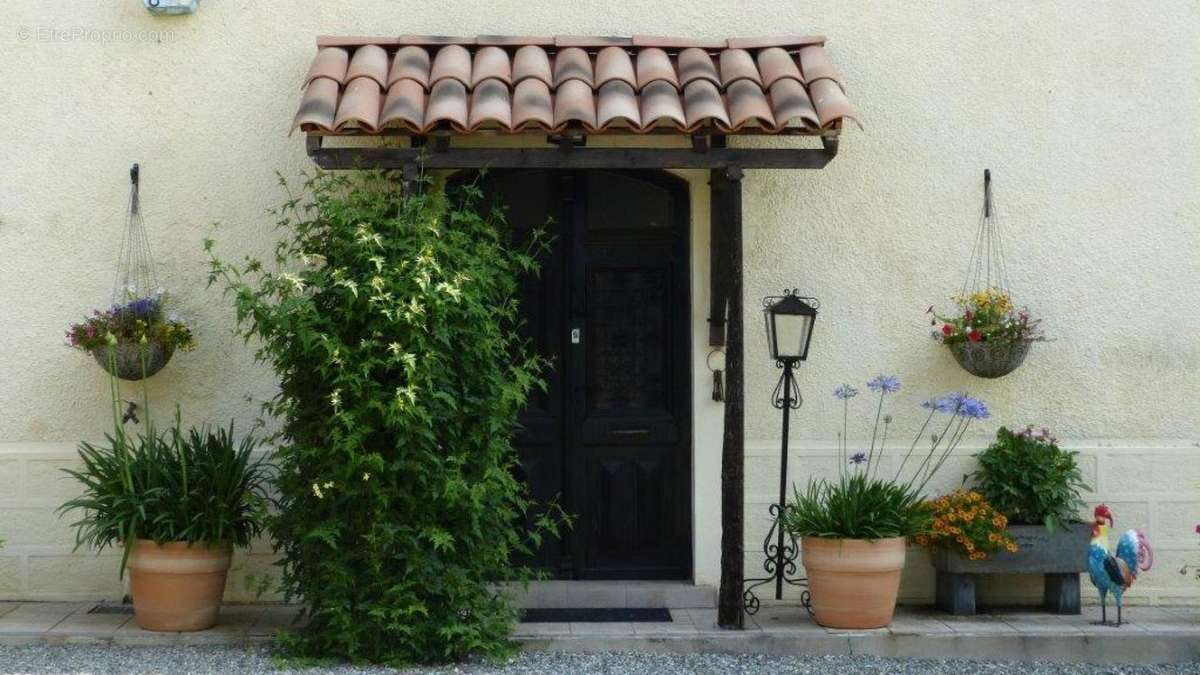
(833, 384, 859, 400)
(957, 397, 990, 419)
(849, 452, 867, 465)
(867, 375, 901, 393)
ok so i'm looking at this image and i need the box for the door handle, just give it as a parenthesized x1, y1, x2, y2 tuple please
(612, 428, 651, 436)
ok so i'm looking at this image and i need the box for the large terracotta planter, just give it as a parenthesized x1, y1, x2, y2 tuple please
(127, 540, 232, 631)
(801, 536, 906, 629)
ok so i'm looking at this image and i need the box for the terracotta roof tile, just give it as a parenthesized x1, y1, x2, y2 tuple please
(294, 35, 857, 136)
(553, 47, 594, 88)
(303, 47, 349, 87)
(346, 45, 389, 88)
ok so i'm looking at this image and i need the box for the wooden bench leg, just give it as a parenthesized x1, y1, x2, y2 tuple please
(1044, 573, 1081, 614)
(935, 570, 976, 615)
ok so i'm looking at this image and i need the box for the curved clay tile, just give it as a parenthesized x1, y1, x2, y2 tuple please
(682, 79, 730, 130)
(513, 45, 553, 86)
(380, 79, 426, 131)
(512, 78, 554, 130)
(430, 44, 472, 87)
(639, 79, 686, 130)
(636, 48, 679, 90)
(757, 47, 802, 88)
(724, 79, 774, 129)
(469, 78, 513, 129)
(303, 47, 349, 87)
(767, 78, 818, 129)
(425, 78, 470, 131)
(677, 48, 720, 87)
(718, 49, 762, 88)
(553, 47, 594, 88)
(388, 45, 431, 88)
(334, 77, 383, 132)
(798, 44, 840, 83)
(807, 78, 861, 128)
(595, 47, 637, 88)
(553, 78, 597, 129)
(471, 46, 512, 88)
(292, 77, 340, 131)
(596, 80, 641, 130)
(346, 45, 389, 87)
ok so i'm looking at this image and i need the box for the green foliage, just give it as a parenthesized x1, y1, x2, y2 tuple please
(205, 169, 564, 665)
(967, 425, 1089, 531)
(783, 473, 930, 540)
(59, 413, 270, 575)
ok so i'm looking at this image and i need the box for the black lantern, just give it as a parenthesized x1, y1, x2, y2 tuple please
(743, 290, 820, 617)
(763, 291, 818, 363)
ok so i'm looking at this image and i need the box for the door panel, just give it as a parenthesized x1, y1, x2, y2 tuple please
(470, 169, 690, 579)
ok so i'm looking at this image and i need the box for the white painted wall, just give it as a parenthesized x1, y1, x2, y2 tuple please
(0, 1, 1197, 604)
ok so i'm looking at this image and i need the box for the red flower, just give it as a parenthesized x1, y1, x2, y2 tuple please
(968, 329, 982, 342)
(942, 324, 954, 337)
(1195, 524, 1200, 535)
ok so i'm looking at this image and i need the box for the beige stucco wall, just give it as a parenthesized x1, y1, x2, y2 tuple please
(1, 2, 1197, 605)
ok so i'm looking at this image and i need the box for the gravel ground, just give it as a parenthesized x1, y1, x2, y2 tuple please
(0, 647, 1197, 675)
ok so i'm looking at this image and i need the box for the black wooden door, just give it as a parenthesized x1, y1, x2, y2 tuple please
(472, 169, 691, 580)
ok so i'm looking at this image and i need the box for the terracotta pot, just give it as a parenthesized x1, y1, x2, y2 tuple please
(801, 536, 906, 629)
(127, 540, 232, 631)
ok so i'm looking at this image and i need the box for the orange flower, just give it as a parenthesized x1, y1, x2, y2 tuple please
(1006, 543, 1018, 553)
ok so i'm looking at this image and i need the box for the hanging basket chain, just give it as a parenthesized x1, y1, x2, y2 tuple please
(111, 163, 160, 305)
(959, 169, 1013, 300)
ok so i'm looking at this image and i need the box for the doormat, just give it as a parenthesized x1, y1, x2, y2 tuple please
(520, 608, 671, 623)
(88, 604, 134, 615)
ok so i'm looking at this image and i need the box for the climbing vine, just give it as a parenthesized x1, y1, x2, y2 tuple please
(206, 169, 562, 665)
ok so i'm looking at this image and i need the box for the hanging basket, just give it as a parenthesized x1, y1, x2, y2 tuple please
(947, 340, 1031, 379)
(91, 340, 176, 381)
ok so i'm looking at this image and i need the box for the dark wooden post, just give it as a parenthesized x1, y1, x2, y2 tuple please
(713, 166, 745, 629)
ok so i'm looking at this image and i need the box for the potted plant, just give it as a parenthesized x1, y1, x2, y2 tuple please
(59, 412, 270, 631)
(931, 425, 1093, 614)
(66, 293, 195, 380)
(929, 288, 1042, 378)
(782, 376, 991, 629)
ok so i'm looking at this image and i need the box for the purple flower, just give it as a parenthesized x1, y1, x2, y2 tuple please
(956, 397, 990, 420)
(849, 452, 867, 465)
(833, 384, 859, 400)
(867, 375, 901, 393)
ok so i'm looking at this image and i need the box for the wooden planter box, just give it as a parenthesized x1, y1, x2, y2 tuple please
(931, 523, 1091, 615)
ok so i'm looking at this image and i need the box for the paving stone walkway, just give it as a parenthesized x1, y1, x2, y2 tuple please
(1, 602, 1197, 664)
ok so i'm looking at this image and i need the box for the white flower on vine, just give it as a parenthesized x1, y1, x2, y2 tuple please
(311, 483, 323, 499)
(355, 223, 383, 248)
(362, 472, 371, 482)
(394, 385, 418, 409)
(435, 281, 462, 302)
(329, 389, 341, 411)
(280, 273, 306, 293)
(369, 276, 385, 292)
(323, 481, 334, 489)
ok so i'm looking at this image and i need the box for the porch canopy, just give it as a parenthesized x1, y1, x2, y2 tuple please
(293, 34, 859, 169)
(291, 33, 859, 630)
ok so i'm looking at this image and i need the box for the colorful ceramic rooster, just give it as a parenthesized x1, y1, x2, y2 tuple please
(1087, 504, 1153, 626)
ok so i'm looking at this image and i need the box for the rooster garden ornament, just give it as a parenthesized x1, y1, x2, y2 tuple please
(1087, 504, 1153, 626)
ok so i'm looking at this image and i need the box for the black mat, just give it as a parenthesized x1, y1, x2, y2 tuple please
(520, 608, 672, 623)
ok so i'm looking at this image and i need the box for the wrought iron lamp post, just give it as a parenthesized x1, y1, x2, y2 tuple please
(743, 290, 819, 615)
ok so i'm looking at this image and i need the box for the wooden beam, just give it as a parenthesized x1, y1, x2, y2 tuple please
(306, 144, 835, 171)
(713, 167, 745, 629)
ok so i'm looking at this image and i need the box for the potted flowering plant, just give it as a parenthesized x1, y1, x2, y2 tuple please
(781, 375, 990, 629)
(916, 489, 1017, 562)
(67, 293, 195, 380)
(934, 425, 1093, 614)
(929, 287, 1042, 378)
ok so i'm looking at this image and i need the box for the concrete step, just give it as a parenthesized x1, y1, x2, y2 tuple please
(505, 581, 717, 609)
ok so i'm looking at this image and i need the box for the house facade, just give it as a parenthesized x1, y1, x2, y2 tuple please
(0, 2, 1197, 608)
